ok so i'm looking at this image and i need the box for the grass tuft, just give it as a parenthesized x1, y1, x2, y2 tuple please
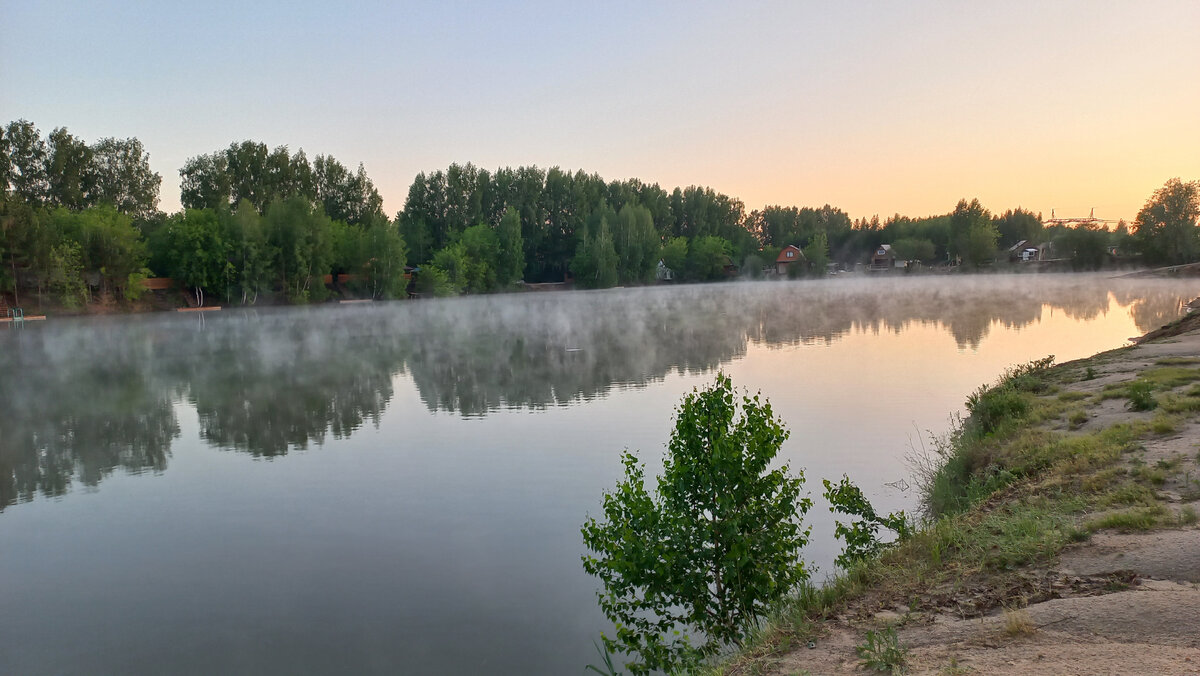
(1180, 505, 1198, 526)
(1085, 504, 1168, 532)
(1002, 607, 1035, 637)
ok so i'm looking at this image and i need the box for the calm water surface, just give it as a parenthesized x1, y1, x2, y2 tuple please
(0, 275, 1194, 674)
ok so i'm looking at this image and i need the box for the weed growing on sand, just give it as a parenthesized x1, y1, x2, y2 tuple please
(1180, 505, 1198, 526)
(1067, 409, 1088, 429)
(1151, 412, 1180, 435)
(940, 657, 971, 674)
(1083, 366, 1098, 381)
(855, 626, 908, 674)
(1127, 381, 1158, 411)
(1001, 607, 1035, 637)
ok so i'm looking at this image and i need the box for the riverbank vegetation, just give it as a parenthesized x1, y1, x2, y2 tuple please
(579, 321, 1200, 674)
(2, 118, 1198, 311)
(703, 329, 1200, 675)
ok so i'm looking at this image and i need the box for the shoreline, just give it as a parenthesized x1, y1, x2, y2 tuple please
(713, 312, 1200, 675)
(3, 265, 1194, 321)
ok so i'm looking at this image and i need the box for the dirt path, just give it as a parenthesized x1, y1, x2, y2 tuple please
(760, 324, 1200, 676)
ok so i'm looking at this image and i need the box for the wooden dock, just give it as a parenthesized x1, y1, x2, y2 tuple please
(0, 315, 46, 322)
(176, 306, 222, 312)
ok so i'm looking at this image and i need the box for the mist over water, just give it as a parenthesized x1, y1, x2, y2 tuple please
(0, 274, 1194, 674)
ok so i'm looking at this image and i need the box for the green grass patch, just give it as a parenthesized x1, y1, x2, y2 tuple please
(1085, 504, 1169, 532)
(955, 503, 1083, 571)
(1156, 455, 1185, 472)
(1058, 390, 1090, 402)
(1140, 366, 1200, 387)
(1132, 465, 1167, 486)
(1067, 409, 1088, 429)
(1159, 393, 1200, 414)
(1099, 482, 1158, 507)
(1153, 357, 1200, 366)
(1151, 412, 1181, 434)
(1180, 505, 1198, 526)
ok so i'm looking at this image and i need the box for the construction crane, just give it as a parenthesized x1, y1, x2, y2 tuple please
(1042, 208, 1121, 228)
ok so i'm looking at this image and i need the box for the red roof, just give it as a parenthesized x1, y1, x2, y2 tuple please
(776, 245, 804, 263)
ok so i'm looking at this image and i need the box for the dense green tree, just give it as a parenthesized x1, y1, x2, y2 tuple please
(458, 223, 500, 293)
(46, 127, 95, 210)
(687, 235, 731, 281)
(802, 230, 830, 276)
(397, 213, 434, 264)
(571, 217, 618, 289)
(159, 209, 232, 306)
(223, 201, 272, 304)
(314, 156, 385, 225)
(994, 208, 1042, 248)
(659, 236, 688, 277)
(581, 374, 811, 675)
(179, 152, 232, 211)
(88, 137, 161, 219)
(950, 198, 997, 267)
(180, 142, 380, 225)
(4, 120, 49, 205)
(611, 203, 659, 283)
(890, 237, 936, 263)
(430, 243, 469, 295)
(46, 240, 88, 307)
(358, 217, 408, 299)
(50, 205, 149, 300)
(263, 196, 334, 302)
(1134, 178, 1200, 265)
(0, 125, 10, 197)
(1056, 223, 1109, 270)
(413, 264, 456, 297)
(496, 206, 524, 286)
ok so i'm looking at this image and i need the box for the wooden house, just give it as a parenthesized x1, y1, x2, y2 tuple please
(775, 245, 805, 275)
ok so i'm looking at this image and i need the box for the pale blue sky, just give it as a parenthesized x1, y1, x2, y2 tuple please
(3, 1, 1198, 221)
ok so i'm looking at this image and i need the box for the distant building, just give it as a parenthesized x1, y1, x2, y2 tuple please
(775, 245, 805, 275)
(656, 259, 674, 282)
(869, 244, 906, 271)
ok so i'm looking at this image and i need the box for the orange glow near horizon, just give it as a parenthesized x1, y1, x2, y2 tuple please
(4, 3, 1198, 223)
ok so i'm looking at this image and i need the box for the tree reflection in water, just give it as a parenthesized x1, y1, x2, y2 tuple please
(0, 275, 1194, 509)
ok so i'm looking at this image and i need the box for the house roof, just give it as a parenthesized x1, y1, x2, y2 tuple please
(873, 244, 893, 258)
(776, 245, 805, 263)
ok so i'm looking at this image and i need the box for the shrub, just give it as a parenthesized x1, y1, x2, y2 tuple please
(1127, 381, 1157, 411)
(581, 374, 812, 675)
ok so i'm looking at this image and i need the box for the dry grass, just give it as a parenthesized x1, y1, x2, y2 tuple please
(1002, 607, 1035, 637)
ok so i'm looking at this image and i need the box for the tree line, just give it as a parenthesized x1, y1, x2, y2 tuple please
(2, 118, 1198, 309)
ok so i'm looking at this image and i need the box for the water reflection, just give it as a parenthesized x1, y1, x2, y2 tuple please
(0, 275, 1193, 509)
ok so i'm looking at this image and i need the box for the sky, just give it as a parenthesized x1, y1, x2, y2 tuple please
(3, 0, 1199, 222)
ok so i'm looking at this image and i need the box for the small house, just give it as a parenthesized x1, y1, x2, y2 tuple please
(775, 245, 805, 275)
(870, 245, 905, 271)
(656, 259, 674, 282)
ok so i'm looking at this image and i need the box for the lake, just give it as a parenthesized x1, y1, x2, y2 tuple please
(0, 274, 1194, 674)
